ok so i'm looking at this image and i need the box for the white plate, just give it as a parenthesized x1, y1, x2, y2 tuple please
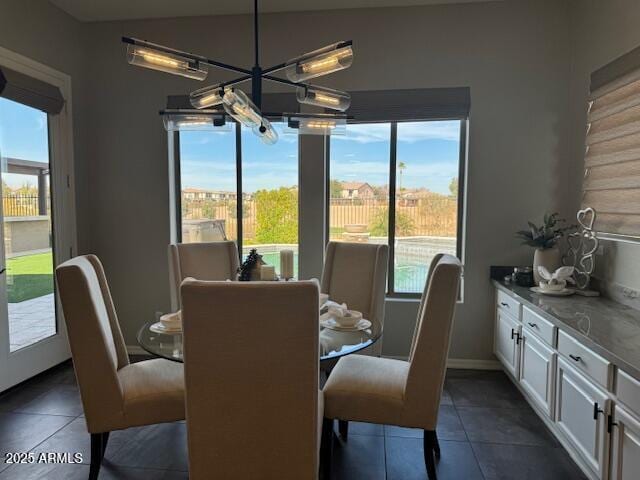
(150, 322, 182, 334)
(530, 286, 575, 297)
(321, 317, 372, 331)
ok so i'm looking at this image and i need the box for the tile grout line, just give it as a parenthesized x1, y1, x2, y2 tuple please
(452, 402, 487, 480)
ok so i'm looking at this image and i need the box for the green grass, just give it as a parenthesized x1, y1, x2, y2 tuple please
(6, 252, 54, 303)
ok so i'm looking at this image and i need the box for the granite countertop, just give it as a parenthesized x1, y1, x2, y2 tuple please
(493, 280, 640, 381)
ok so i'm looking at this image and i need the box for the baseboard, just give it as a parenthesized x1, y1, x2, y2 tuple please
(384, 355, 502, 370)
(446, 358, 502, 370)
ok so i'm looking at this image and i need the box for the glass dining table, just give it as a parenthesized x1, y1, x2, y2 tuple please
(137, 314, 382, 363)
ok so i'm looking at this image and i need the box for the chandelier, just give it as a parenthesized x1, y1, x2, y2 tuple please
(122, 0, 353, 145)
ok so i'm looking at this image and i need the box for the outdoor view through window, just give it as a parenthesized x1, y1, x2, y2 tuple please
(0, 98, 56, 351)
(330, 121, 461, 294)
(179, 122, 299, 276)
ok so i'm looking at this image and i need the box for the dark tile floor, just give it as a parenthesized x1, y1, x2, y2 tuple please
(0, 360, 587, 479)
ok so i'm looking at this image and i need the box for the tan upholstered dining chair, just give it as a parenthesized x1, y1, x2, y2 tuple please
(320, 241, 388, 355)
(320, 241, 388, 438)
(322, 254, 462, 480)
(181, 280, 323, 480)
(56, 255, 185, 480)
(169, 241, 240, 307)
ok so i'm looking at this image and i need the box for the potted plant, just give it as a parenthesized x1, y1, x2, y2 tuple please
(516, 213, 575, 284)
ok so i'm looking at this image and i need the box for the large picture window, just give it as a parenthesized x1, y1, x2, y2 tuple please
(328, 120, 465, 295)
(176, 121, 299, 277)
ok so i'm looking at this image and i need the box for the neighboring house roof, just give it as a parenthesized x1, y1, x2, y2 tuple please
(341, 182, 372, 191)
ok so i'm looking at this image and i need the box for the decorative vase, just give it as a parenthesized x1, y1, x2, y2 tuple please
(533, 247, 562, 284)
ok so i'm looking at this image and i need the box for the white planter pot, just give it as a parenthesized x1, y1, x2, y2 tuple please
(533, 247, 562, 284)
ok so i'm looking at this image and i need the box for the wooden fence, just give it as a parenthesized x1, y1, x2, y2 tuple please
(182, 194, 457, 239)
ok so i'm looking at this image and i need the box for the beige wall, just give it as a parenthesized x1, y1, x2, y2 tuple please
(78, 0, 573, 357)
(1, 0, 580, 361)
(568, 0, 640, 294)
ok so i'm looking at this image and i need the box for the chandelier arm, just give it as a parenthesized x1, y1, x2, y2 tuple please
(122, 37, 252, 75)
(218, 74, 253, 90)
(262, 74, 311, 90)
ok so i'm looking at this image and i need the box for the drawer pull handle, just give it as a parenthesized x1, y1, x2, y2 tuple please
(527, 322, 537, 328)
(569, 354, 581, 362)
(510, 329, 521, 344)
(500, 302, 510, 308)
(593, 402, 604, 420)
(607, 414, 618, 433)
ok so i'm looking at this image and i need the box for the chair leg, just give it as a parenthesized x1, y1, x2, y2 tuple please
(338, 420, 349, 440)
(320, 418, 334, 480)
(433, 432, 441, 459)
(423, 430, 438, 480)
(101, 431, 110, 456)
(89, 433, 104, 480)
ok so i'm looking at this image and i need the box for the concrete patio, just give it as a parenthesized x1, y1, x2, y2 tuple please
(8, 293, 56, 352)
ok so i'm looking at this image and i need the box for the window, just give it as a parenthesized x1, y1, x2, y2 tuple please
(329, 120, 465, 295)
(176, 121, 299, 277)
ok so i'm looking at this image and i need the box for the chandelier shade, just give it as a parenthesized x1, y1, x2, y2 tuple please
(190, 85, 225, 109)
(162, 110, 230, 132)
(126, 44, 207, 81)
(222, 88, 263, 128)
(253, 118, 279, 145)
(285, 114, 347, 136)
(296, 85, 351, 111)
(285, 42, 353, 83)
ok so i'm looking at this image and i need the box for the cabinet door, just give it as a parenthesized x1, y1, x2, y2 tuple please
(494, 309, 520, 378)
(610, 405, 640, 480)
(519, 328, 555, 418)
(556, 357, 609, 479)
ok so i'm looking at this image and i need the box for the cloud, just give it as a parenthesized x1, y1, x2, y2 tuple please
(332, 120, 460, 144)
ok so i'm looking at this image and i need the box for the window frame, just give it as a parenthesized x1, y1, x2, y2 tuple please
(326, 118, 467, 298)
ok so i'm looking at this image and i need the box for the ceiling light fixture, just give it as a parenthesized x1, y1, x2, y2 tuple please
(122, 0, 353, 144)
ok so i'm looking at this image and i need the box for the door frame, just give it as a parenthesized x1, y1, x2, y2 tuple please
(0, 46, 77, 392)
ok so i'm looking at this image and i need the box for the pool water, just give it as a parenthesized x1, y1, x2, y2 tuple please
(251, 250, 429, 294)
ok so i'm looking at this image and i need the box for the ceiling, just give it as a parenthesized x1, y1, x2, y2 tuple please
(49, 0, 494, 22)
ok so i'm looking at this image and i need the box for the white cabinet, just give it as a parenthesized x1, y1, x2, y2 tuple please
(519, 327, 555, 418)
(556, 357, 610, 479)
(609, 405, 640, 480)
(494, 308, 521, 378)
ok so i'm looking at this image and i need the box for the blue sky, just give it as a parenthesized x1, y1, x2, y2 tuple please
(181, 120, 461, 195)
(0, 98, 49, 189)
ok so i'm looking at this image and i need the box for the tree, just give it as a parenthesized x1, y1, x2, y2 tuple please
(368, 207, 414, 237)
(449, 177, 458, 197)
(398, 161, 407, 192)
(254, 187, 298, 244)
(329, 179, 343, 199)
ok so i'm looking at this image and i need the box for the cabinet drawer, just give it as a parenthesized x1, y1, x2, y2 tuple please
(617, 369, 640, 418)
(522, 306, 556, 347)
(557, 330, 611, 389)
(496, 289, 521, 321)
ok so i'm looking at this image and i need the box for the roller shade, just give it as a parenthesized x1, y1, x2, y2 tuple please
(585, 48, 640, 237)
(0, 66, 64, 114)
(345, 87, 470, 122)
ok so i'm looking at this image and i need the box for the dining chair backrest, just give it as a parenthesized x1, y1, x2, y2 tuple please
(321, 242, 388, 352)
(169, 241, 239, 306)
(181, 280, 320, 480)
(405, 254, 461, 425)
(55, 255, 129, 433)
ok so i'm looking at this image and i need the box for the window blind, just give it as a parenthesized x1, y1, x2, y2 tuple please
(0, 66, 64, 114)
(585, 47, 640, 237)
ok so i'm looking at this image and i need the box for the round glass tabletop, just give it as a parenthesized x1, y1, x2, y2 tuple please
(137, 317, 382, 363)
